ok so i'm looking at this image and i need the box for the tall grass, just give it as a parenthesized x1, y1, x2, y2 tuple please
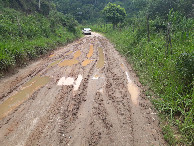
(90, 18, 193, 144)
(0, 8, 82, 74)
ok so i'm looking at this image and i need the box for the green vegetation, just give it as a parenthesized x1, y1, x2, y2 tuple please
(90, 10, 193, 144)
(1, 0, 193, 145)
(88, 1, 193, 145)
(103, 3, 126, 29)
(0, 1, 81, 74)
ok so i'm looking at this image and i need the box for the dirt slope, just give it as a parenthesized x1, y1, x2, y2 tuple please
(0, 33, 166, 146)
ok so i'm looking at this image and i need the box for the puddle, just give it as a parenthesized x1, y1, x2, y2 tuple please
(48, 60, 62, 68)
(81, 45, 94, 67)
(125, 72, 132, 83)
(125, 71, 139, 105)
(58, 51, 80, 67)
(57, 75, 83, 91)
(59, 59, 79, 67)
(121, 63, 125, 70)
(87, 44, 94, 58)
(74, 75, 83, 91)
(96, 48, 105, 69)
(0, 75, 50, 119)
(82, 59, 93, 66)
(58, 77, 74, 86)
(65, 51, 73, 56)
(98, 88, 103, 93)
(73, 50, 81, 59)
(92, 74, 99, 80)
(127, 83, 139, 105)
(49, 54, 55, 58)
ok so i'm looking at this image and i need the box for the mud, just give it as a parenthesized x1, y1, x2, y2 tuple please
(96, 48, 105, 69)
(82, 59, 93, 66)
(0, 75, 50, 120)
(48, 59, 62, 68)
(0, 32, 166, 146)
(87, 44, 94, 58)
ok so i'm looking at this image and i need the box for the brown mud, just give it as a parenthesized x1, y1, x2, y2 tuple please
(0, 33, 166, 146)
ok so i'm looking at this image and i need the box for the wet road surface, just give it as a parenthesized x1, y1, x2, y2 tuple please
(0, 33, 166, 146)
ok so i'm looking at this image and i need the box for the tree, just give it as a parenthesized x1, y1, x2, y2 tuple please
(102, 2, 126, 28)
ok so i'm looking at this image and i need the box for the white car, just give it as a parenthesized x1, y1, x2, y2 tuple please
(82, 28, 91, 35)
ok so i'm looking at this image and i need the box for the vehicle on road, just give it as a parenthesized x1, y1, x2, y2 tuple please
(82, 28, 91, 35)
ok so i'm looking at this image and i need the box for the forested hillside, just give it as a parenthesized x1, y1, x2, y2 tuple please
(0, 0, 81, 73)
(1, 0, 51, 15)
(52, 0, 193, 23)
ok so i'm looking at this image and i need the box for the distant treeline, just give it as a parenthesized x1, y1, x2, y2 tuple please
(51, 0, 193, 23)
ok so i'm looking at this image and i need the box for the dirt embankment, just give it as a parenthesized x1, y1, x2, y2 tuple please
(0, 33, 166, 146)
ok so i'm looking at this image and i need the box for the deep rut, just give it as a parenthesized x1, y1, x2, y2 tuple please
(0, 33, 166, 146)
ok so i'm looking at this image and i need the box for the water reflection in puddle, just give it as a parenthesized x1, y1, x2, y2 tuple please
(96, 48, 105, 69)
(0, 75, 50, 119)
(127, 83, 139, 105)
(120, 63, 140, 105)
(74, 75, 83, 91)
(57, 75, 83, 91)
(125, 71, 139, 105)
(58, 77, 74, 86)
(92, 74, 99, 80)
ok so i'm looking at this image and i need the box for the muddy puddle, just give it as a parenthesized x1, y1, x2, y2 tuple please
(65, 51, 73, 56)
(57, 75, 83, 91)
(73, 50, 81, 59)
(0, 75, 50, 119)
(73, 75, 83, 91)
(125, 71, 139, 105)
(120, 63, 139, 105)
(92, 74, 99, 80)
(82, 44, 94, 67)
(87, 44, 94, 58)
(96, 48, 105, 68)
(49, 54, 55, 58)
(59, 50, 81, 67)
(127, 83, 139, 105)
(82, 59, 93, 66)
(59, 60, 79, 67)
(48, 60, 62, 68)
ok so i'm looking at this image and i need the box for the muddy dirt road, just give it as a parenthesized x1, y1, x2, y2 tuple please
(0, 33, 166, 146)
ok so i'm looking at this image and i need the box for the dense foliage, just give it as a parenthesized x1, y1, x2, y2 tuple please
(0, 0, 81, 74)
(103, 3, 126, 28)
(52, 0, 193, 23)
(87, 0, 193, 145)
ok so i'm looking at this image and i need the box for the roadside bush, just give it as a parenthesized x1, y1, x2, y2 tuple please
(176, 53, 194, 94)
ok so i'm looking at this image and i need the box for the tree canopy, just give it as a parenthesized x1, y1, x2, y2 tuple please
(103, 3, 126, 28)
